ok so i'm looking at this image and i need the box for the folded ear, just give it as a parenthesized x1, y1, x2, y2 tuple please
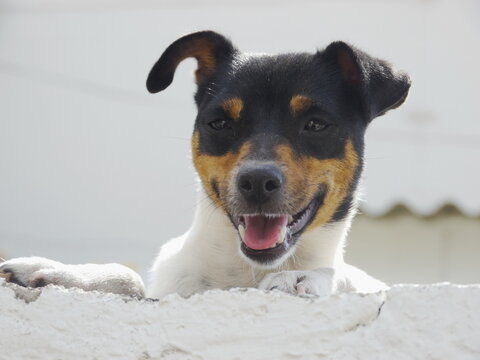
(146, 31, 237, 93)
(324, 41, 411, 121)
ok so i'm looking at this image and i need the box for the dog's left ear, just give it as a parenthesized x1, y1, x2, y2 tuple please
(146, 31, 237, 93)
(323, 42, 411, 122)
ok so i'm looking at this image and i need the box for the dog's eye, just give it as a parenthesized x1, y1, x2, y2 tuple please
(209, 118, 231, 131)
(304, 118, 329, 132)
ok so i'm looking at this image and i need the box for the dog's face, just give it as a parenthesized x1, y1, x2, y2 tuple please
(147, 31, 410, 268)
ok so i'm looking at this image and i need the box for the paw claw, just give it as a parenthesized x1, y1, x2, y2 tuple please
(259, 269, 335, 297)
(295, 283, 307, 295)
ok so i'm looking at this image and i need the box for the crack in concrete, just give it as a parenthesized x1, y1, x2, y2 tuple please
(159, 344, 202, 360)
(345, 296, 386, 333)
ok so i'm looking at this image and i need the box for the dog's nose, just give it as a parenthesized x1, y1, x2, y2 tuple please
(237, 164, 284, 204)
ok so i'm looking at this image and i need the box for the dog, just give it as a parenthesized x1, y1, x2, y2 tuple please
(0, 31, 410, 299)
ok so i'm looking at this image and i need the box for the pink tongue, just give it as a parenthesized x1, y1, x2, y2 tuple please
(243, 215, 288, 250)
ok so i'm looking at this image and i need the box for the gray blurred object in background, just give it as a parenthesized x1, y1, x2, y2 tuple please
(0, 0, 479, 283)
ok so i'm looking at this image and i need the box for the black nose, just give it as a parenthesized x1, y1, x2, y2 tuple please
(237, 164, 284, 204)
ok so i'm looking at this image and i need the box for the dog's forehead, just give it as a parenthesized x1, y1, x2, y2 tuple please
(216, 53, 322, 104)
(234, 53, 315, 77)
(194, 51, 359, 162)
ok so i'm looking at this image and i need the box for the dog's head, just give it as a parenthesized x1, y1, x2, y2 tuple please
(147, 31, 410, 268)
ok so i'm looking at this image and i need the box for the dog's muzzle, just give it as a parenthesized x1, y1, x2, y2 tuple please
(231, 162, 326, 267)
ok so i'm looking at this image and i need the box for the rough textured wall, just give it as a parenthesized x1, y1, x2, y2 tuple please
(0, 281, 479, 360)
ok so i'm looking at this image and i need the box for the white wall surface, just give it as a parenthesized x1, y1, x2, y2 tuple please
(0, 0, 479, 279)
(346, 211, 480, 285)
(1, 281, 479, 360)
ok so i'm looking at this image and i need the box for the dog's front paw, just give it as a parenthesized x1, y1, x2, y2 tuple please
(258, 268, 335, 296)
(0, 256, 145, 297)
(0, 257, 63, 288)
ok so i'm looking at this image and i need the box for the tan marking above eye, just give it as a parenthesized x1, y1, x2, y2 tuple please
(222, 98, 244, 120)
(191, 131, 251, 209)
(290, 95, 314, 116)
(275, 140, 359, 229)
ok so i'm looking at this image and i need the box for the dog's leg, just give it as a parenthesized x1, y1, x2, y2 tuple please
(258, 264, 387, 296)
(0, 257, 145, 298)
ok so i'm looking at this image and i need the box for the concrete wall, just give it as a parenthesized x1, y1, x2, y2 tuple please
(1, 0, 479, 282)
(1, 280, 479, 359)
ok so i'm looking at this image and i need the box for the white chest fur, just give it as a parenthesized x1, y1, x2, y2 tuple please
(147, 189, 352, 298)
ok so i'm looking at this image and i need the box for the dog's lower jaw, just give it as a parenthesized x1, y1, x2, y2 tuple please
(147, 188, 352, 299)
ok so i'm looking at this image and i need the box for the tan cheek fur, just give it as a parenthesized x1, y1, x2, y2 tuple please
(192, 132, 251, 208)
(275, 140, 359, 229)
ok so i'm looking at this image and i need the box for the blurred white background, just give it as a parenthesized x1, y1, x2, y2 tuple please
(1, 0, 479, 282)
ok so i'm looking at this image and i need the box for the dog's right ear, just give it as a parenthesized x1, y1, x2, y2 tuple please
(323, 41, 411, 122)
(146, 31, 236, 93)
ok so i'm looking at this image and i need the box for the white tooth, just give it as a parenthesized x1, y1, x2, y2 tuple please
(288, 215, 293, 224)
(278, 226, 287, 244)
(238, 224, 245, 240)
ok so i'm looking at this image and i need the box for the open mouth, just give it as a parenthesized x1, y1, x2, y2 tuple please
(236, 187, 326, 264)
